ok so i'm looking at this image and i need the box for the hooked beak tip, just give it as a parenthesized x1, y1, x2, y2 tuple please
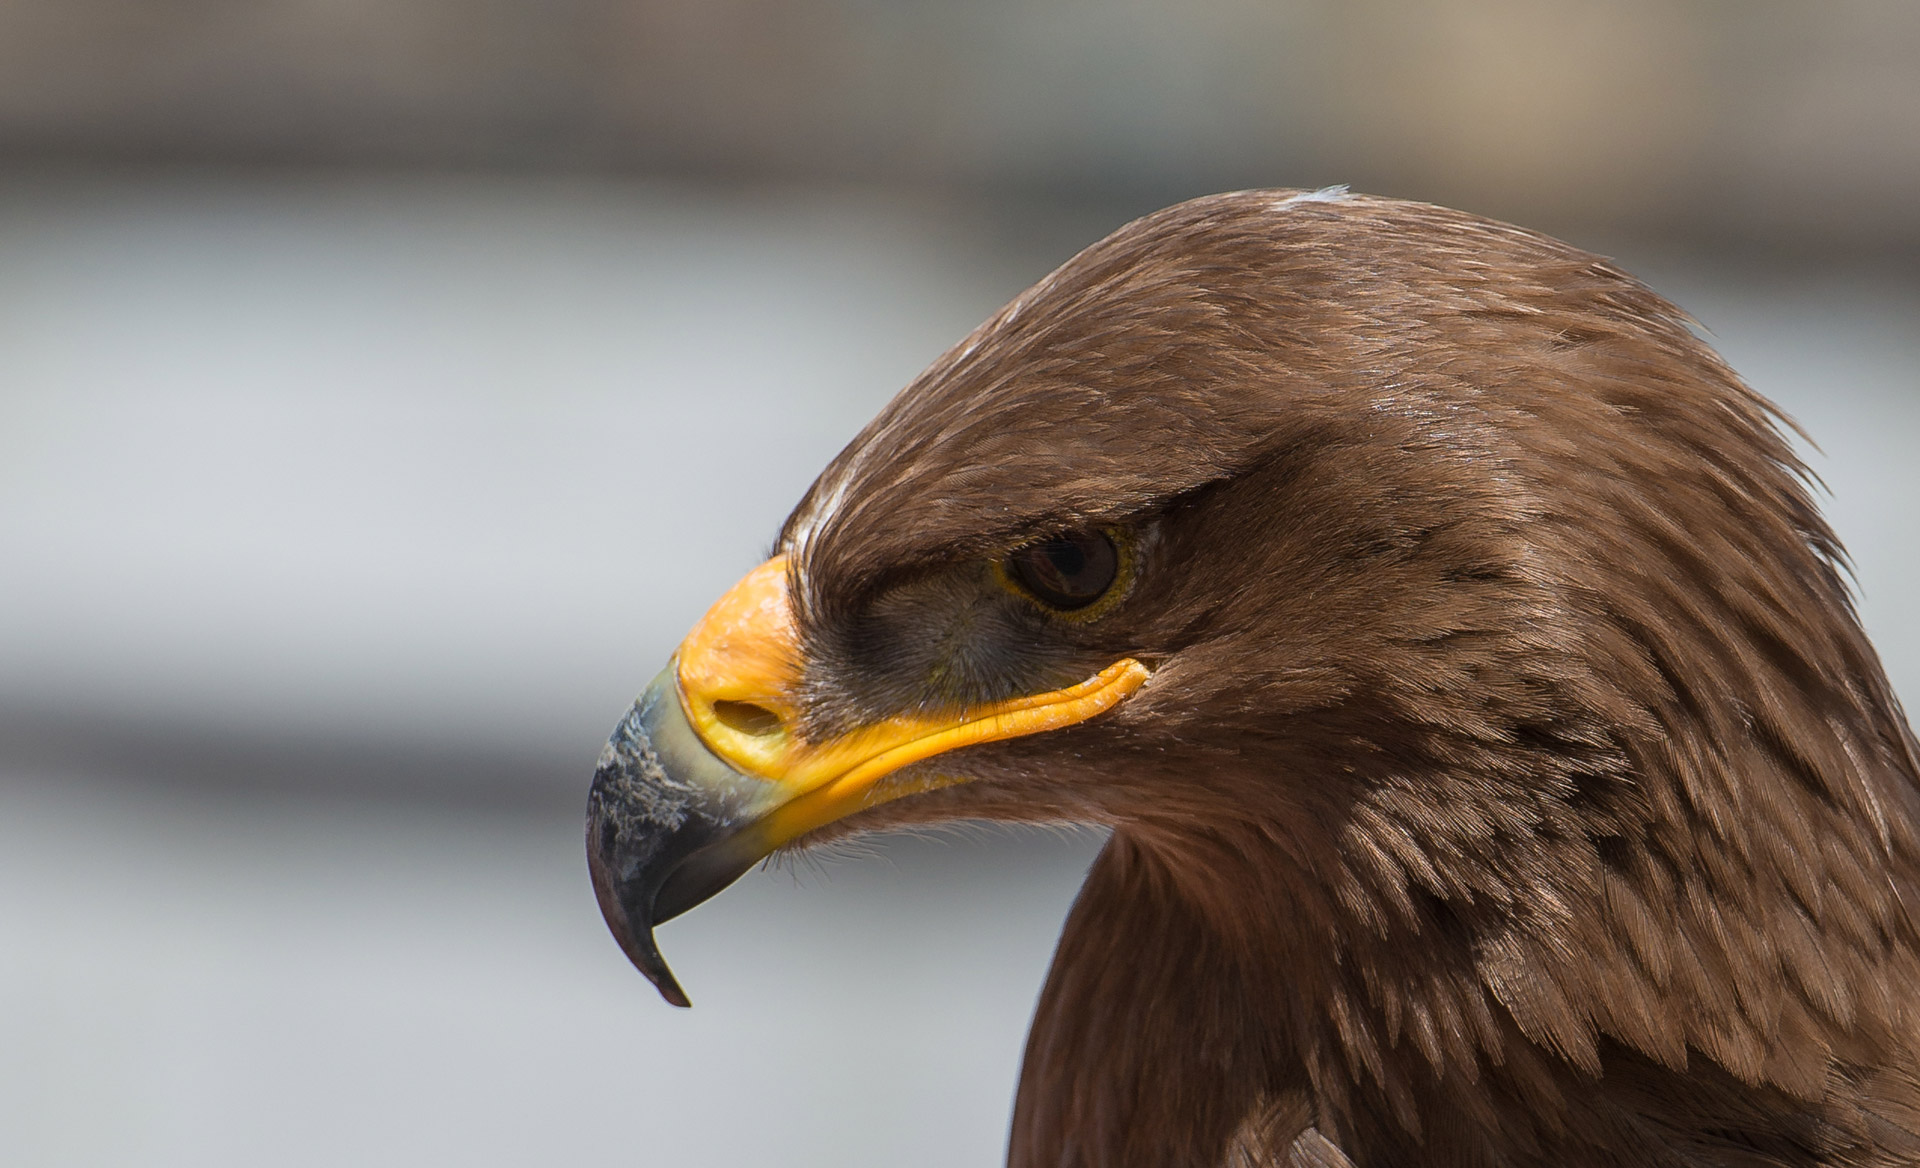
(586, 670, 773, 1008)
(586, 819, 694, 1008)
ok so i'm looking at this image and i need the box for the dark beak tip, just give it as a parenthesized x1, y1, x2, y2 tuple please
(587, 822, 693, 1008)
(618, 926, 693, 1008)
(598, 899, 695, 1009)
(654, 973, 694, 1010)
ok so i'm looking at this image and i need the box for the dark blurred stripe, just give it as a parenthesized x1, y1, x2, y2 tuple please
(0, 710, 590, 812)
(0, 1, 1915, 246)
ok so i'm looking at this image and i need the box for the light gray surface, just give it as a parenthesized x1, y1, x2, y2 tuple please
(0, 771, 1102, 1167)
(0, 174, 1915, 1166)
(0, 173, 1029, 760)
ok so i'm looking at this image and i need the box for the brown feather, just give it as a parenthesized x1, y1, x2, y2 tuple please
(770, 190, 1920, 1166)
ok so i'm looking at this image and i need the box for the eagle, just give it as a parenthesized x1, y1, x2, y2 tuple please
(586, 189, 1920, 1167)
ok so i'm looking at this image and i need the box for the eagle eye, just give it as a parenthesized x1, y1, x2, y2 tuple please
(1006, 531, 1120, 612)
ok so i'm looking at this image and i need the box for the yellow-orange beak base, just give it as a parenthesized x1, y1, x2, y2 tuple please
(675, 556, 1149, 846)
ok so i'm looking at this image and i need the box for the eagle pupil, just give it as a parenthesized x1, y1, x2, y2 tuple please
(1010, 531, 1118, 611)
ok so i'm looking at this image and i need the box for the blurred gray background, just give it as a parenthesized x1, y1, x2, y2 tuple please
(0, 3, 1915, 1166)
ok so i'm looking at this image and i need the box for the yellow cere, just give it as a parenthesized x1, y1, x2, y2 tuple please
(675, 554, 1151, 846)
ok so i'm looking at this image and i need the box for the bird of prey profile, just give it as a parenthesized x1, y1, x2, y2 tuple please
(586, 190, 1920, 1167)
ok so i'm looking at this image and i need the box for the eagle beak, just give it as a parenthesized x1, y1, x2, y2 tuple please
(586, 555, 1150, 1005)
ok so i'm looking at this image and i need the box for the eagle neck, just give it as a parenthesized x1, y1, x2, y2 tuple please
(1008, 830, 1319, 1168)
(1009, 772, 1920, 1167)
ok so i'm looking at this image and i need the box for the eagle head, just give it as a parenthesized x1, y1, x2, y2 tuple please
(586, 190, 1920, 1165)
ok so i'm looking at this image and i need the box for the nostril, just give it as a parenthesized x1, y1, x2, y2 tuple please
(711, 700, 784, 737)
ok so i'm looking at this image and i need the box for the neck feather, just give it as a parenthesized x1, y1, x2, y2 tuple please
(1010, 819, 1920, 1168)
(1009, 832, 1277, 1168)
